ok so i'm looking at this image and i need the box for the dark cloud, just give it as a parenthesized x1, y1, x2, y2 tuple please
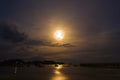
(0, 22, 27, 43)
(0, 22, 74, 47)
(0, 22, 74, 59)
(25, 40, 74, 47)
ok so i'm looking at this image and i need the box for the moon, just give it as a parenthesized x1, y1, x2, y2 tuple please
(54, 30, 64, 41)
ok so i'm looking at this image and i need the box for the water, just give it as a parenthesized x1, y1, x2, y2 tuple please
(0, 66, 120, 80)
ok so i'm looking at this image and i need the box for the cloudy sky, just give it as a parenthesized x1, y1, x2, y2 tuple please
(0, 0, 120, 63)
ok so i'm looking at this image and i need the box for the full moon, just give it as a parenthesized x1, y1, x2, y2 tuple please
(54, 30, 64, 41)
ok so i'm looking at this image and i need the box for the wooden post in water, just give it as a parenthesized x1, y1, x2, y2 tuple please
(14, 61, 18, 74)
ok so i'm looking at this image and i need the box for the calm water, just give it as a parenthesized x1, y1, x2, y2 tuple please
(0, 66, 120, 80)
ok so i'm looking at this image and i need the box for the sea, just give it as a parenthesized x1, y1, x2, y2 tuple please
(0, 66, 120, 80)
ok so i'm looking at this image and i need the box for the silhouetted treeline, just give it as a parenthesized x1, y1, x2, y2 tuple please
(80, 63, 120, 68)
(0, 59, 64, 67)
(1, 59, 120, 69)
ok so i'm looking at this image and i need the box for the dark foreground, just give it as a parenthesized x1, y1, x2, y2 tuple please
(0, 66, 120, 80)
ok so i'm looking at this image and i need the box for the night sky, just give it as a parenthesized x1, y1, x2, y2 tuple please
(0, 0, 120, 63)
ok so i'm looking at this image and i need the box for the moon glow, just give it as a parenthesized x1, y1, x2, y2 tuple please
(54, 30, 64, 41)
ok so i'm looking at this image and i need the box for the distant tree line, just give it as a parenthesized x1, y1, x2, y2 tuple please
(0, 59, 64, 67)
(80, 63, 120, 68)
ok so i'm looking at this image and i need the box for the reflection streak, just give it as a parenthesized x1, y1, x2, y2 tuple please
(51, 65, 67, 80)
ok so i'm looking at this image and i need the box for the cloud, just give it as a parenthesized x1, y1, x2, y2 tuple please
(0, 22, 74, 47)
(25, 39, 74, 47)
(0, 22, 27, 43)
(0, 22, 74, 59)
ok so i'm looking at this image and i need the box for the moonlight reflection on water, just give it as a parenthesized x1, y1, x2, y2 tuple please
(52, 65, 68, 80)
